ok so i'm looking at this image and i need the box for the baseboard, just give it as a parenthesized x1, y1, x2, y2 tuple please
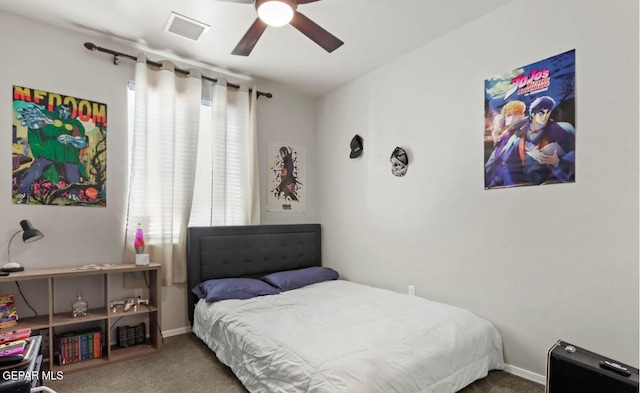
(503, 363, 546, 385)
(162, 326, 191, 338)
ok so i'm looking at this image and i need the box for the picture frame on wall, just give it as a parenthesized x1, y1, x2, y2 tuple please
(483, 50, 576, 190)
(12, 85, 107, 206)
(267, 142, 306, 212)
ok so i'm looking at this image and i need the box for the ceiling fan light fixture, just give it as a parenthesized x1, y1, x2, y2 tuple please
(256, 0, 296, 27)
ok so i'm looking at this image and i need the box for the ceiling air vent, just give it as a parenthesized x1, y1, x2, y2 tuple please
(164, 12, 210, 41)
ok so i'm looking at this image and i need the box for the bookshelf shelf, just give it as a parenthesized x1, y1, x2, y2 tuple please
(0, 263, 162, 372)
(51, 356, 109, 373)
(10, 315, 49, 331)
(107, 304, 158, 319)
(51, 309, 110, 327)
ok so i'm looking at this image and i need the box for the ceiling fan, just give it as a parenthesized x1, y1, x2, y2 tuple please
(218, 0, 344, 56)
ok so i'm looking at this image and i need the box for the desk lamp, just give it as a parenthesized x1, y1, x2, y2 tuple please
(2, 220, 44, 272)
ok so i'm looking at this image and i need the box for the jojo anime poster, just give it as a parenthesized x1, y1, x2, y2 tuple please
(484, 50, 575, 190)
(12, 86, 107, 206)
(267, 142, 306, 212)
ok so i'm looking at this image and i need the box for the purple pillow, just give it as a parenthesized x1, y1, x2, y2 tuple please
(192, 278, 280, 302)
(261, 266, 339, 291)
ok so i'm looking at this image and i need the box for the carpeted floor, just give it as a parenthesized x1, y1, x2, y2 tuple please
(45, 333, 544, 393)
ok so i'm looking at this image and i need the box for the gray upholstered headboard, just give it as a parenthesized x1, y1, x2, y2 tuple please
(186, 224, 321, 324)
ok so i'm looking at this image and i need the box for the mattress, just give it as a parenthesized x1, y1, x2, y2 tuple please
(193, 280, 504, 393)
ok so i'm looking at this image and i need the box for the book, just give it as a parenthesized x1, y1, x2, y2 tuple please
(0, 336, 41, 370)
(0, 328, 31, 345)
(0, 339, 26, 357)
(0, 294, 18, 329)
(93, 331, 101, 358)
(59, 337, 68, 365)
(73, 335, 79, 362)
(56, 327, 102, 365)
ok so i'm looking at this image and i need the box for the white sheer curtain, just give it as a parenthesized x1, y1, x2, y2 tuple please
(125, 54, 202, 285)
(188, 79, 260, 226)
(126, 54, 261, 285)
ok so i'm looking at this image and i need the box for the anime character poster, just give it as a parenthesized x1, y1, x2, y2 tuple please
(484, 50, 575, 190)
(267, 142, 306, 212)
(12, 86, 107, 206)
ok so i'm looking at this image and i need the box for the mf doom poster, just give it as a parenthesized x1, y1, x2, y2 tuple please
(12, 86, 107, 206)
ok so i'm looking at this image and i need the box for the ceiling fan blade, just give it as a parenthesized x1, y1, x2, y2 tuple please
(296, 0, 322, 4)
(232, 18, 268, 56)
(289, 11, 344, 53)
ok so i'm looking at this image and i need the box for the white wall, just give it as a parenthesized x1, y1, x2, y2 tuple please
(316, 0, 639, 377)
(0, 12, 318, 332)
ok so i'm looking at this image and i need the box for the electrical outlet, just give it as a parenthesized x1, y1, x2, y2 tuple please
(408, 285, 415, 296)
(134, 288, 143, 299)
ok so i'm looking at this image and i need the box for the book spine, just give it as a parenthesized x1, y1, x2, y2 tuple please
(0, 347, 24, 356)
(94, 331, 101, 358)
(67, 337, 72, 364)
(59, 337, 67, 365)
(73, 336, 79, 363)
(0, 328, 31, 345)
(84, 333, 90, 360)
(88, 333, 94, 359)
(80, 334, 86, 360)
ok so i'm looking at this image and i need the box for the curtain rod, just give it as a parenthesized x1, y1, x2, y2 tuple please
(83, 42, 273, 99)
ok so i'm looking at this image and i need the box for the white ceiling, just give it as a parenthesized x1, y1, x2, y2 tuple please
(0, 0, 514, 97)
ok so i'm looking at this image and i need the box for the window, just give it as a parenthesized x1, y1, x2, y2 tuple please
(127, 81, 252, 239)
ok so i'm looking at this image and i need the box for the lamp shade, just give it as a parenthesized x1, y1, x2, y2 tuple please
(256, 0, 296, 27)
(20, 220, 44, 243)
(3, 219, 44, 273)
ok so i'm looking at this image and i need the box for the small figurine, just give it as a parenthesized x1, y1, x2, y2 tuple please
(109, 296, 150, 312)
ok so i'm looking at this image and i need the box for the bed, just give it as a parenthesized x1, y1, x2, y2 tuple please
(187, 224, 504, 393)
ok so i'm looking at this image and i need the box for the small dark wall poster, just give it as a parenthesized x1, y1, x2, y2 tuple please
(484, 50, 576, 190)
(12, 86, 107, 206)
(267, 142, 305, 212)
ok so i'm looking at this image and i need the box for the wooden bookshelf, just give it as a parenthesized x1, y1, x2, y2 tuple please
(0, 263, 162, 372)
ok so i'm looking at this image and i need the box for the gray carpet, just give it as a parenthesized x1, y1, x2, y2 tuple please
(45, 333, 544, 393)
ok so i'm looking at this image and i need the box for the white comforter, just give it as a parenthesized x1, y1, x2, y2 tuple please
(193, 280, 504, 393)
